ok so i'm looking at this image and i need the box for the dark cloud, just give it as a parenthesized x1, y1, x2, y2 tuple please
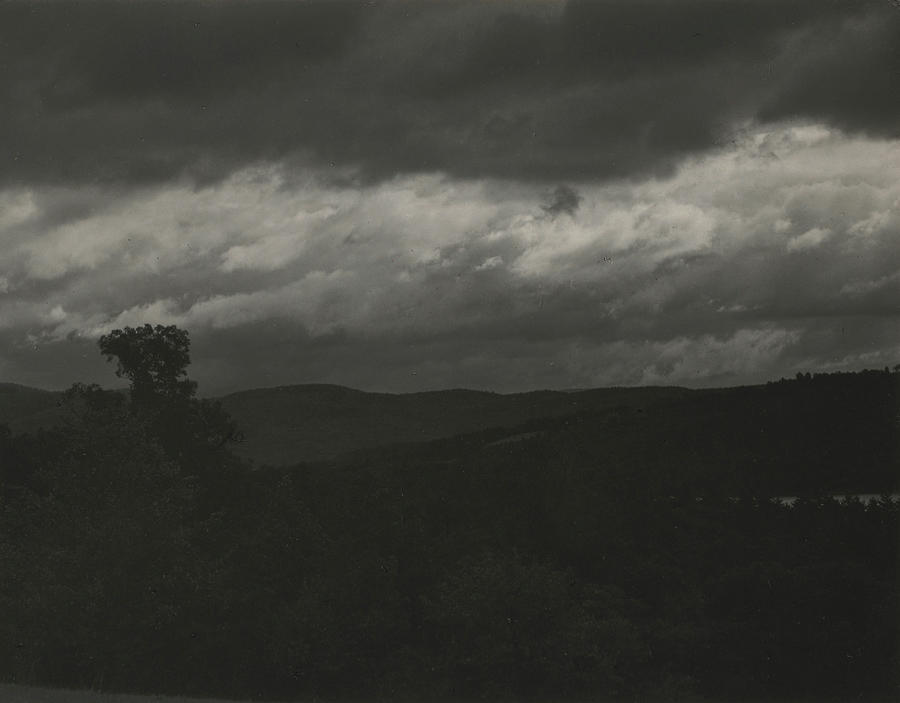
(1, 0, 894, 187)
(5, 1, 364, 107)
(542, 185, 581, 218)
(558, 0, 869, 72)
(758, 8, 900, 134)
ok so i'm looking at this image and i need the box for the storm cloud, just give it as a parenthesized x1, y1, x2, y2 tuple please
(3, 0, 897, 186)
(1, 1, 899, 393)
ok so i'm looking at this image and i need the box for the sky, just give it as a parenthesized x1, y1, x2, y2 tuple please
(1, 0, 899, 395)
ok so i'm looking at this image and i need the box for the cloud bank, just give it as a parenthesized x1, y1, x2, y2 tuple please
(2, 0, 897, 186)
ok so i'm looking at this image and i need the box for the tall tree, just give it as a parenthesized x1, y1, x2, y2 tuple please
(98, 324, 241, 465)
(99, 324, 196, 408)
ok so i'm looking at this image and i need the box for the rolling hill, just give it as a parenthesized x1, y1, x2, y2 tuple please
(217, 383, 693, 465)
(364, 370, 900, 496)
(0, 383, 66, 436)
(0, 381, 692, 466)
(2, 372, 897, 491)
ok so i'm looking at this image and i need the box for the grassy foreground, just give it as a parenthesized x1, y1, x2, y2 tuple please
(0, 684, 271, 703)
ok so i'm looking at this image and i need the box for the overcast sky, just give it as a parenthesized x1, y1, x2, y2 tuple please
(2, 0, 899, 394)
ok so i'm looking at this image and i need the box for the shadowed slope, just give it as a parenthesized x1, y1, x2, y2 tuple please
(217, 383, 692, 465)
(0, 384, 65, 435)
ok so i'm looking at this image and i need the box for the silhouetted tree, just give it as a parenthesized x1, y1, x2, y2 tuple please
(98, 324, 241, 464)
(99, 325, 196, 408)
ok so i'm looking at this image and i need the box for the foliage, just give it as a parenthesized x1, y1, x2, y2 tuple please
(98, 324, 241, 466)
(99, 325, 195, 406)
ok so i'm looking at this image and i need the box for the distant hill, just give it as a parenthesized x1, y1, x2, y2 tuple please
(0, 383, 66, 435)
(217, 383, 693, 466)
(3, 372, 897, 489)
(366, 371, 900, 496)
(0, 381, 692, 465)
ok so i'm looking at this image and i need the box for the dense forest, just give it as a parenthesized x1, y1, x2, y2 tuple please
(1, 325, 898, 701)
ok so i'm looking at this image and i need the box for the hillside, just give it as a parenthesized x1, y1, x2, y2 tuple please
(356, 370, 900, 497)
(0, 381, 692, 466)
(0, 384, 66, 435)
(2, 372, 898, 486)
(216, 383, 693, 465)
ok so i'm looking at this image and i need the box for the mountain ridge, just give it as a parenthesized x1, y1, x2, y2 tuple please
(0, 373, 896, 492)
(0, 381, 693, 465)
